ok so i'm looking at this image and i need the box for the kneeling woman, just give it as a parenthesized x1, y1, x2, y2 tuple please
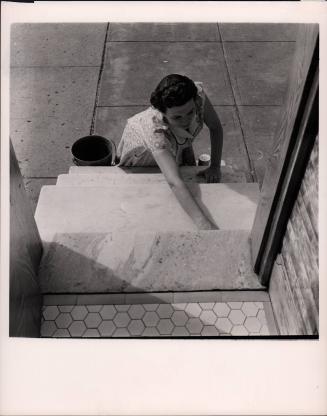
(117, 74, 223, 230)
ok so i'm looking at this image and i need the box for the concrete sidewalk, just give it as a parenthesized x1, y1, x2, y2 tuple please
(10, 23, 298, 212)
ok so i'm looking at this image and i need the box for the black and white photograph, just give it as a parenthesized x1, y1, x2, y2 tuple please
(8, 19, 319, 339)
(1, 2, 326, 415)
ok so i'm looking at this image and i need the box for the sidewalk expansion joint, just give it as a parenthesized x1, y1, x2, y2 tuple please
(106, 40, 222, 43)
(217, 23, 257, 183)
(90, 22, 110, 135)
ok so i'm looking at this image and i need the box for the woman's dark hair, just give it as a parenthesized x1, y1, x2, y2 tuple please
(150, 74, 197, 113)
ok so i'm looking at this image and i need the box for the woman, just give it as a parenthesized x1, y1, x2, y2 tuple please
(117, 74, 223, 230)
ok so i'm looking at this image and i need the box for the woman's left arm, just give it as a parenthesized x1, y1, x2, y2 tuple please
(202, 94, 224, 183)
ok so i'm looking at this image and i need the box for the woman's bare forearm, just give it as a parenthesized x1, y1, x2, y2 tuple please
(210, 127, 223, 168)
(153, 148, 218, 230)
(170, 181, 218, 230)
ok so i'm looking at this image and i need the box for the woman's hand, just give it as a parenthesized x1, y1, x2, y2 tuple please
(197, 166, 221, 183)
(152, 149, 221, 230)
(199, 219, 220, 230)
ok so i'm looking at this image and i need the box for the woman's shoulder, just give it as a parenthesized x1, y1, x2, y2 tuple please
(128, 107, 163, 126)
(126, 107, 167, 147)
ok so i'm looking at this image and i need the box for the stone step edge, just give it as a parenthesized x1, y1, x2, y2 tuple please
(38, 182, 260, 192)
(57, 171, 247, 185)
(43, 290, 270, 306)
(68, 165, 237, 176)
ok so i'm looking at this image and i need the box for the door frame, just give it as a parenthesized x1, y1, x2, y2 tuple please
(250, 24, 319, 287)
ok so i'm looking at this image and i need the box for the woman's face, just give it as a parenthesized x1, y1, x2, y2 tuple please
(164, 98, 196, 129)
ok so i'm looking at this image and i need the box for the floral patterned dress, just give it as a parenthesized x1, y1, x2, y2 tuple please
(117, 82, 205, 167)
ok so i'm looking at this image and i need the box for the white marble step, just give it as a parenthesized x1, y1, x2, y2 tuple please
(38, 230, 263, 293)
(57, 170, 246, 186)
(35, 183, 259, 242)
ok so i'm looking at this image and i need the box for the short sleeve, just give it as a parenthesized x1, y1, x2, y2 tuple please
(121, 120, 144, 145)
(194, 81, 205, 120)
(117, 119, 145, 156)
(144, 130, 167, 153)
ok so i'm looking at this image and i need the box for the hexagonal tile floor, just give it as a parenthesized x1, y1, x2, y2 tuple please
(41, 291, 278, 337)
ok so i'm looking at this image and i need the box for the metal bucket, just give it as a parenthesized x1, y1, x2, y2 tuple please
(71, 135, 116, 166)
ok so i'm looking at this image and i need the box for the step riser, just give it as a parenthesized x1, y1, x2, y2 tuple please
(38, 230, 263, 293)
(69, 165, 227, 175)
(57, 171, 246, 186)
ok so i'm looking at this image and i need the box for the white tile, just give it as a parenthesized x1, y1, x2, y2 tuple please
(186, 318, 203, 334)
(229, 310, 246, 325)
(54, 328, 70, 338)
(113, 312, 130, 328)
(143, 327, 160, 337)
(231, 325, 248, 336)
(143, 311, 159, 327)
(244, 317, 261, 333)
(55, 313, 73, 329)
(113, 328, 130, 337)
(85, 313, 102, 328)
(185, 303, 202, 318)
(83, 329, 100, 337)
(213, 303, 230, 317)
(128, 305, 145, 320)
(71, 305, 88, 320)
(201, 326, 219, 336)
(68, 321, 86, 337)
(43, 305, 60, 320)
(128, 320, 145, 336)
(157, 319, 174, 335)
(215, 317, 232, 333)
(241, 302, 259, 317)
(100, 305, 117, 320)
(172, 327, 189, 337)
(98, 321, 116, 336)
(200, 310, 217, 325)
(157, 304, 174, 319)
(171, 311, 188, 326)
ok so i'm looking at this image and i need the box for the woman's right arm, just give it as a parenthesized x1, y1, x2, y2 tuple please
(153, 148, 219, 230)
